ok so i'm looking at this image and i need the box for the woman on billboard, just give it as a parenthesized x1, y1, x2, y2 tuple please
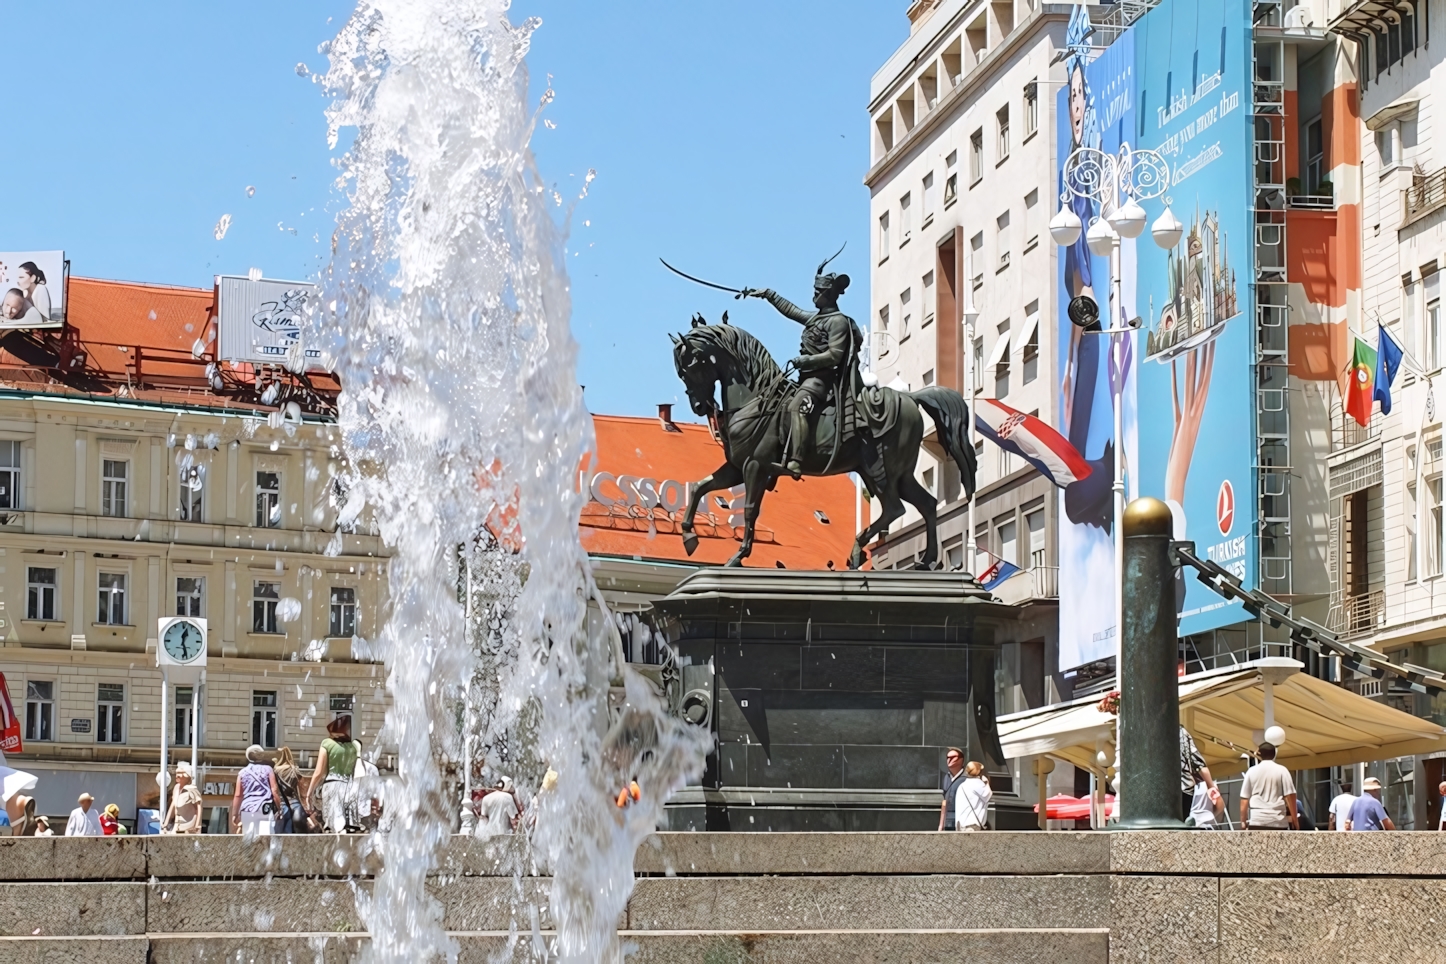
(1058, 6, 1114, 534)
(16, 262, 50, 322)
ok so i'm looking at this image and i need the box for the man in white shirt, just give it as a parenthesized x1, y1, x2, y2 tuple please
(65, 793, 104, 836)
(476, 777, 519, 838)
(1327, 780, 1356, 832)
(1238, 743, 1298, 830)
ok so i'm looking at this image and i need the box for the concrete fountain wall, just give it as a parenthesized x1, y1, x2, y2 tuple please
(1, 831, 1443, 962)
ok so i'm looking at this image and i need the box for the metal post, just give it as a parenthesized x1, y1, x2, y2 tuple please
(1117, 496, 1187, 829)
(1110, 237, 1125, 677)
(159, 668, 169, 830)
(1033, 756, 1054, 831)
(964, 296, 979, 573)
(190, 677, 199, 790)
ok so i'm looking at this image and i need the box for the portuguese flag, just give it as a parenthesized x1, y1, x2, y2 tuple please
(1344, 336, 1377, 427)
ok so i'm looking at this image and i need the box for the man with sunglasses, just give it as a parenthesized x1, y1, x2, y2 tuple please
(938, 747, 967, 831)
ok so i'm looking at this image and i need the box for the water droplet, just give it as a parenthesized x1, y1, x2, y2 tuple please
(248, 267, 263, 282)
(213, 214, 232, 240)
(246, 185, 257, 198)
(295, 63, 309, 77)
(543, 119, 556, 129)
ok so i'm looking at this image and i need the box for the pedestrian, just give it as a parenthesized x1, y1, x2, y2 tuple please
(230, 745, 283, 837)
(1180, 725, 1218, 824)
(954, 761, 992, 831)
(163, 762, 205, 834)
(1327, 779, 1355, 832)
(937, 747, 966, 832)
(33, 816, 53, 837)
(477, 776, 519, 837)
(99, 803, 122, 835)
(65, 792, 103, 836)
(1438, 781, 1446, 831)
(1187, 779, 1225, 829)
(306, 715, 359, 833)
(272, 747, 310, 833)
(1238, 742, 1298, 830)
(1345, 776, 1395, 831)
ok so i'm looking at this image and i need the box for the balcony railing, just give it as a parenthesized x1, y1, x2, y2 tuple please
(1405, 167, 1446, 227)
(1328, 590, 1385, 639)
(1031, 565, 1059, 599)
(1331, 408, 1379, 452)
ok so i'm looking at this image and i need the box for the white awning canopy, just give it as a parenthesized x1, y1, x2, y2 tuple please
(987, 332, 1012, 369)
(998, 660, 1446, 777)
(1016, 314, 1040, 355)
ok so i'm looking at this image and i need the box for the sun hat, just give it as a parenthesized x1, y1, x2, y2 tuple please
(1361, 776, 1383, 791)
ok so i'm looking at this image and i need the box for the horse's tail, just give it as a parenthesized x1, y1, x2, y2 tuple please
(909, 386, 977, 500)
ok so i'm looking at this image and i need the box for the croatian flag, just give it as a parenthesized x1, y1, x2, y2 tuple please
(977, 552, 1024, 591)
(974, 399, 1092, 489)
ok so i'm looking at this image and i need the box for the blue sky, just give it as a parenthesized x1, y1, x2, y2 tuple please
(7, 2, 904, 417)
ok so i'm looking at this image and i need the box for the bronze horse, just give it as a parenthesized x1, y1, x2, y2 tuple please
(671, 317, 976, 569)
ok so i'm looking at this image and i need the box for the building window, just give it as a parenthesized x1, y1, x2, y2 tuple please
(922, 171, 935, 224)
(922, 270, 935, 327)
(25, 680, 53, 742)
(256, 471, 281, 528)
(252, 691, 278, 749)
(899, 288, 912, 341)
(969, 232, 985, 289)
(329, 587, 357, 638)
(1023, 323, 1040, 385)
(899, 191, 912, 245)
(1023, 189, 1040, 250)
(96, 683, 125, 744)
(174, 686, 196, 747)
(994, 321, 1011, 398)
(102, 460, 128, 518)
(969, 129, 984, 184)
(1430, 477, 1444, 577)
(1025, 502, 1046, 569)
(0, 440, 20, 510)
(176, 576, 204, 618)
(253, 581, 280, 634)
(922, 369, 935, 387)
(944, 149, 959, 206)
(1429, 300, 1442, 371)
(997, 210, 1011, 269)
(972, 337, 984, 394)
(329, 693, 355, 722)
(97, 572, 126, 625)
(878, 304, 890, 333)
(923, 467, 936, 495)
(997, 518, 1018, 565)
(997, 106, 1010, 161)
(1024, 80, 1038, 137)
(179, 465, 203, 522)
(27, 566, 56, 620)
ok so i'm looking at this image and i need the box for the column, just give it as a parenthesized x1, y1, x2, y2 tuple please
(71, 550, 86, 650)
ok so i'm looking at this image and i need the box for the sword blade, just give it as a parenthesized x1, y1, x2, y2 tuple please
(659, 258, 742, 295)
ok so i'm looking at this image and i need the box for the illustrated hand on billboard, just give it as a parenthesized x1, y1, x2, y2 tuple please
(1165, 341, 1215, 509)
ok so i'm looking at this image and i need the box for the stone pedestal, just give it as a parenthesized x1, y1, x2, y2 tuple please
(651, 568, 1025, 830)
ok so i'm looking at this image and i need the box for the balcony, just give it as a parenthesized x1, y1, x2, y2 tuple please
(1328, 590, 1385, 639)
(989, 564, 1057, 605)
(1404, 166, 1446, 227)
(1331, 408, 1379, 452)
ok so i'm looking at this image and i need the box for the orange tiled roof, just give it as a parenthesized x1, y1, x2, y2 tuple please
(581, 414, 861, 571)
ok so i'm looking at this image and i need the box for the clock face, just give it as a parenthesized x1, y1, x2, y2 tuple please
(163, 620, 204, 663)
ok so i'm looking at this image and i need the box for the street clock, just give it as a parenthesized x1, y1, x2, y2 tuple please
(157, 616, 208, 671)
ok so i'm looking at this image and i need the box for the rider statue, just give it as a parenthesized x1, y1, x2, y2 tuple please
(743, 263, 863, 478)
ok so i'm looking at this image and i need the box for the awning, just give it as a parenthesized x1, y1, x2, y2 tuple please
(987, 332, 1011, 369)
(1016, 314, 1040, 355)
(999, 660, 1446, 777)
(1365, 83, 1428, 131)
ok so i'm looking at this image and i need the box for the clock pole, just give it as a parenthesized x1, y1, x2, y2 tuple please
(159, 666, 169, 830)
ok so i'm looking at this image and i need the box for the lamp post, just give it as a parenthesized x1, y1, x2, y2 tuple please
(1048, 145, 1181, 682)
(964, 294, 980, 574)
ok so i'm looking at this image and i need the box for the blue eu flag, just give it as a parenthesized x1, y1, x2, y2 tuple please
(1373, 324, 1403, 415)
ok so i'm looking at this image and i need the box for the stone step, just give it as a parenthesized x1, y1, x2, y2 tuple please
(0, 929, 1111, 964)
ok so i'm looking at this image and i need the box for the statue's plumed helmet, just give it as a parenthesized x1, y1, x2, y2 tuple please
(813, 271, 850, 295)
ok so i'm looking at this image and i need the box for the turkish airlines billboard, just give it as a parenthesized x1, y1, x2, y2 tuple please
(215, 275, 324, 369)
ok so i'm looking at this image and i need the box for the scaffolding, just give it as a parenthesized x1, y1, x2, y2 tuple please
(1253, 5, 1293, 600)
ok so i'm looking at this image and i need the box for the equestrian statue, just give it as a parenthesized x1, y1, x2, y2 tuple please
(667, 253, 977, 570)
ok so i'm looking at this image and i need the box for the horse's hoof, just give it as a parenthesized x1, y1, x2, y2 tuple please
(681, 532, 698, 556)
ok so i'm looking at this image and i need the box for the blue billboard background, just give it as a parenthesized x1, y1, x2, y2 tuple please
(1133, 0, 1256, 635)
(1056, 0, 1255, 665)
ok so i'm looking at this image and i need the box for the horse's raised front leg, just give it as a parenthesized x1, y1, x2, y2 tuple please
(724, 458, 767, 567)
(681, 462, 741, 556)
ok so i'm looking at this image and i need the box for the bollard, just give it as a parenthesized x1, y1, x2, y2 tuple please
(1116, 497, 1187, 830)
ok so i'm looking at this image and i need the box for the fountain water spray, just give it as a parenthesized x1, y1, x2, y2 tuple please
(313, 2, 706, 960)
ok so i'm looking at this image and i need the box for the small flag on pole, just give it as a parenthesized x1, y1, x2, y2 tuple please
(1374, 324, 1403, 415)
(1344, 336, 1377, 428)
(976, 549, 1024, 591)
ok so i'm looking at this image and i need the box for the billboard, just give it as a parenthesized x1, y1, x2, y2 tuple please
(0, 251, 64, 329)
(215, 275, 322, 368)
(1055, 0, 1255, 668)
(1055, 14, 1140, 670)
(1133, 0, 1256, 635)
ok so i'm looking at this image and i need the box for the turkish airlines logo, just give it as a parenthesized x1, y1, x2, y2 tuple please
(1216, 480, 1235, 536)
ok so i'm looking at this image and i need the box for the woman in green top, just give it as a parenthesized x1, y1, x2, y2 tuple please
(306, 715, 359, 832)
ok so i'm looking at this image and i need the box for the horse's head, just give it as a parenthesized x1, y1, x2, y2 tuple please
(671, 314, 722, 417)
